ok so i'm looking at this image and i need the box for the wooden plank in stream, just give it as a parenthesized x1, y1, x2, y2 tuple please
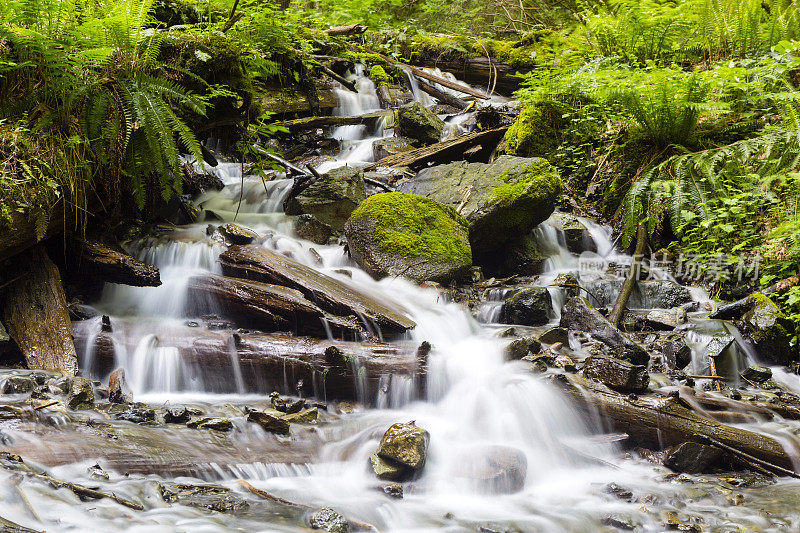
(363, 127, 509, 171)
(2, 245, 79, 374)
(274, 110, 392, 133)
(219, 245, 416, 335)
(555, 372, 798, 471)
(79, 325, 421, 401)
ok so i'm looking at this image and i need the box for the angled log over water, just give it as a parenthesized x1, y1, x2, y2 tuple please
(555, 372, 797, 471)
(73, 239, 161, 287)
(79, 325, 421, 400)
(363, 127, 508, 171)
(274, 110, 392, 133)
(373, 52, 489, 100)
(416, 78, 469, 110)
(2, 246, 78, 374)
(187, 274, 361, 338)
(219, 245, 416, 334)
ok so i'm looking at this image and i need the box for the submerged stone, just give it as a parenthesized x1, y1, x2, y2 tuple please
(160, 482, 249, 513)
(295, 214, 333, 245)
(459, 445, 527, 494)
(377, 422, 429, 470)
(187, 417, 233, 431)
(2, 376, 35, 395)
(344, 192, 472, 284)
(664, 442, 723, 474)
(308, 507, 349, 532)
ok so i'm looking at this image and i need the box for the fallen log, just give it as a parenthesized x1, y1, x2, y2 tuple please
(187, 274, 361, 339)
(314, 62, 358, 93)
(0, 515, 41, 533)
(324, 23, 368, 36)
(1, 246, 79, 374)
(77, 323, 421, 400)
(555, 372, 798, 471)
(409, 56, 522, 95)
(72, 239, 161, 287)
(363, 127, 508, 171)
(219, 245, 416, 335)
(416, 78, 468, 110)
(273, 110, 391, 133)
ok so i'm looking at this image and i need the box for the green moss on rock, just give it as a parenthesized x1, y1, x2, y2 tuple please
(369, 64, 391, 85)
(350, 192, 471, 265)
(483, 159, 562, 233)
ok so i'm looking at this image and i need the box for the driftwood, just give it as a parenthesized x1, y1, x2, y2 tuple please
(78, 325, 421, 400)
(73, 239, 161, 287)
(416, 78, 469, 110)
(555, 372, 798, 471)
(219, 245, 416, 334)
(1, 246, 79, 374)
(274, 110, 391, 133)
(187, 274, 361, 339)
(363, 126, 508, 171)
(0, 515, 42, 533)
(324, 23, 368, 36)
(0, 452, 143, 510)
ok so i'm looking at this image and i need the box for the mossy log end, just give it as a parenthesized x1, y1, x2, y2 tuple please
(555, 372, 797, 471)
(2, 245, 79, 374)
(363, 127, 508, 171)
(73, 239, 161, 287)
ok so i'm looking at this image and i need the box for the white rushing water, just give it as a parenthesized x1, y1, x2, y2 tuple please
(9, 64, 800, 532)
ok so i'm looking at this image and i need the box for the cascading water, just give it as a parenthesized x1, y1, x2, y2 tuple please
(6, 65, 800, 533)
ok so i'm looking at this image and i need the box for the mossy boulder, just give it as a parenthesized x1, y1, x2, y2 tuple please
(502, 287, 553, 326)
(344, 192, 472, 284)
(737, 293, 794, 365)
(397, 102, 444, 146)
(398, 155, 562, 262)
(285, 166, 366, 231)
(67, 377, 95, 410)
(378, 422, 429, 470)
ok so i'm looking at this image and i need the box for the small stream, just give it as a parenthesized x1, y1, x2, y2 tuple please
(3, 65, 800, 532)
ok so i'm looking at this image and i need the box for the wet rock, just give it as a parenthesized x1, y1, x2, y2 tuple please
(2, 376, 35, 394)
(663, 342, 692, 370)
(539, 326, 569, 345)
(378, 422, 429, 471)
(373, 136, 416, 160)
(583, 356, 649, 393)
(600, 516, 636, 530)
(501, 287, 552, 326)
(737, 294, 794, 365)
(549, 212, 595, 254)
(270, 391, 305, 413)
(560, 297, 650, 365)
(645, 308, 686, 330)
(160, 482, 249, 513)
(705, 335, 734, 360)
(247, 410, 290, 435)
(553, 273, 580, 298)
(219, 223, 259, 245)
(108, 368, 133, 404)
(461, 445, 527, 494)
(504, 336, 541, 361)
(164, 407, 191, 423)
(664, 442, 723, 474)
(67, 377, 95, 409)
(480, 233, 548, 277)
(604, 483, 633, 501)
(283, 407, 318, 424)
(87, 463, 109, 480)
(285, 166, 366, 231)
(344, 192, 472, 284)
(295, 214, 333, 245)
(398, 156, 561, 261)
(68, 303, 100, 321)
(187, 417, 233, 431)
(638, 280, 692, 309)
(397, 102, 444, 146)
(381, 483, 403, 498)
(308, 507, 349, 532)
(369, 452, 408, 481)
(115, 408, 157, 424)
(741, 365, 772, 383)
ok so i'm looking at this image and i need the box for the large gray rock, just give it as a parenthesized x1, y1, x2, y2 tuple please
(560, 297, 649, 365)
(585, 279, 692, 309)
(398, 156, 562, 260)
(2, 376, 35, 394)
(295, 214, 332, 245)
(378, 422, 429, 471)
(482, 233, 549, 277)
(344, 192, 472, 284)
(502, 287, 553, 326)
(583, 356, 649, 393)
(285, 166, 366, 231)
(737, 294, 794, 365)
(397, 102, 444, 146)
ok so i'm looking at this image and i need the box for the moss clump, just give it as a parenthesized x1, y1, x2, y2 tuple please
(350, 192, 471, 264)
(369, 64, 391, 85)
(489, 160, 562, 227)
(505, 105, 563, 158)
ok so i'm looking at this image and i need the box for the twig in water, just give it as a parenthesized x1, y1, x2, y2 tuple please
(694, 434, 800, 479)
